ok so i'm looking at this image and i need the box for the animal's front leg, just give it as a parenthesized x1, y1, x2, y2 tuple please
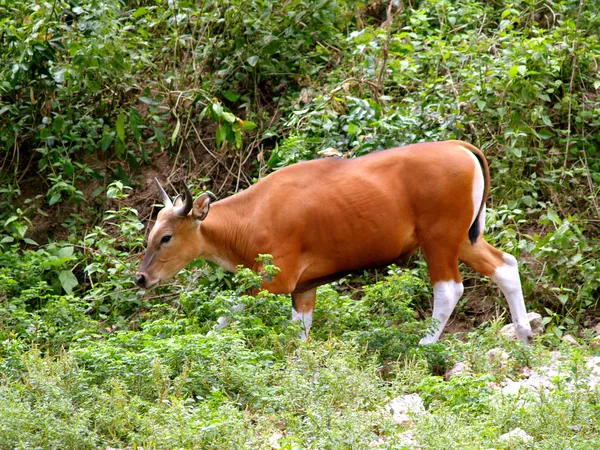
(213, 303, 246, 330)
(291, 288, 317, 340)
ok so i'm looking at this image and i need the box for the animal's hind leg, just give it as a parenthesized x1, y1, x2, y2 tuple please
(419, 245, 464, 345)
(459, 238, 533, 344)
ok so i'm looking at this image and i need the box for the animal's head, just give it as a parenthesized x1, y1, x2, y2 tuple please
(135, 178, 212, 289)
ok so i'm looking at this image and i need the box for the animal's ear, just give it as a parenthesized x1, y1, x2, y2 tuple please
(192, 193, 212, 221)
(173, 194, 184, 207)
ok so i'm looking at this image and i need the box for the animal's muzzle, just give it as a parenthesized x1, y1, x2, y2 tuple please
(135, 272, 147, 288)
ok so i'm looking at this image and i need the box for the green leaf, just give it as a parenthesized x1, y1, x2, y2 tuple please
(247, 56, 259, 67)
(547, 210, 562, 225)
(508, 65, 519, 79)
(59, 270, 78, 295)
(222, 90, 240, 102)
(171, 120, 181, 146)
(13, 222, 27, 238)
(221, 111, 236, 123)
(536, 129, 553, 140)
(4, 215, 18, 227)
(132, 6, 148, 18)
(241, 120, 257, 131)
(48, 192, 62, 206)
(63, 159, 74, 177)
(116, 112, 125, 141)
(23, 238, 38, 246)
(0, 236, 14, 244)
(101, 132, 115, 151)
(139, 96, 161, 105)
(130, 108, 143, 141)
(216, 124, 226, 147)
(58, 246, 74, 258)
(212, 104, 223, 118)
(115, 139, 126, 159)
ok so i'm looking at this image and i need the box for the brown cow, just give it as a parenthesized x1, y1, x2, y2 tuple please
(136, 140, 533, 344)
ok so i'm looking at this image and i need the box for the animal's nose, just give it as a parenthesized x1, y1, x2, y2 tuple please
(135, 273, 147, 288)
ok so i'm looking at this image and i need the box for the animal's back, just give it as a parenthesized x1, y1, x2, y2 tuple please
(245, 141, 481, 286)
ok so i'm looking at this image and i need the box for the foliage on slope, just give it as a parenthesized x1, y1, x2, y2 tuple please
(1, 0, 600, 447)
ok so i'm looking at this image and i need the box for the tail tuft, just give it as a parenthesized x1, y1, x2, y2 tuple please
(468, 220, 480, 244)
(465, 144, 489, 245)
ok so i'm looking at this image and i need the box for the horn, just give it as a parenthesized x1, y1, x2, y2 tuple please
(154, 177, 173, 208)
(174, 179, 193, 217)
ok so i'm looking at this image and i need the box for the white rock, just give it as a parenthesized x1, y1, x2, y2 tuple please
(499, 428, 533, 443)
(562, 334, 579, 346)
(269, 432, 283, 449)
(525, 371, 555, 390)
(387, 394, 425, 426)
(594, 322, 600, 336)
(587, 356, 600, 388)
(392, 413, 414, 427)
(500, 312, 543, 340)
(445, 361, 471, 379)
(502, 379, 522, 396)
(398, 430, 419, 447)
(487, 348, 509, 365)
(520, 366, 533, 378)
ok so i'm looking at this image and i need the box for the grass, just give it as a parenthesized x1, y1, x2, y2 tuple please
(1, 296, 599, 449)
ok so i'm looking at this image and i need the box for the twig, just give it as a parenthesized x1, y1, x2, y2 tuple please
(562, 0, 584, 172)
(377, 0, 396, 103)
(235, 149, 244, 193)
(580, 149, 600, 219)
(190, 121, 250, 186)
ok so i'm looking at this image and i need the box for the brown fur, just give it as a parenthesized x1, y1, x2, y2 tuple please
(138, 140, 506, 304)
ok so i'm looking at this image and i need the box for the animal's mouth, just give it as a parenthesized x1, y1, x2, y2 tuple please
(139, 277, 160, 290)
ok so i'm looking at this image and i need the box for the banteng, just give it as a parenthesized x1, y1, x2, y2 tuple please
(136, 141, 533, 344)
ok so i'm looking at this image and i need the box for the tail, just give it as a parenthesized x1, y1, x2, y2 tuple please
(460, 142, 490, 244)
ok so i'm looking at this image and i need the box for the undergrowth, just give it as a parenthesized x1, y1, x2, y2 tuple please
(1, 0, 600, 448)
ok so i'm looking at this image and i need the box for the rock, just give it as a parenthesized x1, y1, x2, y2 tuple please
(499, 428, 533, 443)
(562, 334, 579, 346)
(445, 361, 471, 379)
(269, 432, 283, 449)
(398, 430, 419, 447)
(520, 366, 533, 378)
(487, 348, 509, 366)
(587, 356, 600, 388)
(500, 312, 543, 340)
(594, 323, 600, 336)
(525, 371, 555, 390)
(502, 379, 522, 396)
(590, 336, 600, 350)
(387, 394, 425, 426)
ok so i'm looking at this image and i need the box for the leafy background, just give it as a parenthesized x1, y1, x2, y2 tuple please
(1, 0, 599, 448)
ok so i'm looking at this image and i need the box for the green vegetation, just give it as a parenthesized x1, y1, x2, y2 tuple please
(1, 0, 599, 448)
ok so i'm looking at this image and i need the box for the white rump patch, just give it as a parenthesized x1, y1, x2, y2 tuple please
(461, 147, 485, 232)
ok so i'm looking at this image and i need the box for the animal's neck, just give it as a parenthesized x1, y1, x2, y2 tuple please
(199, 200, 252, 272)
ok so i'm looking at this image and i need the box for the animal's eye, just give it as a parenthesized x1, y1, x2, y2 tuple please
(161, 235, 172, 244)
